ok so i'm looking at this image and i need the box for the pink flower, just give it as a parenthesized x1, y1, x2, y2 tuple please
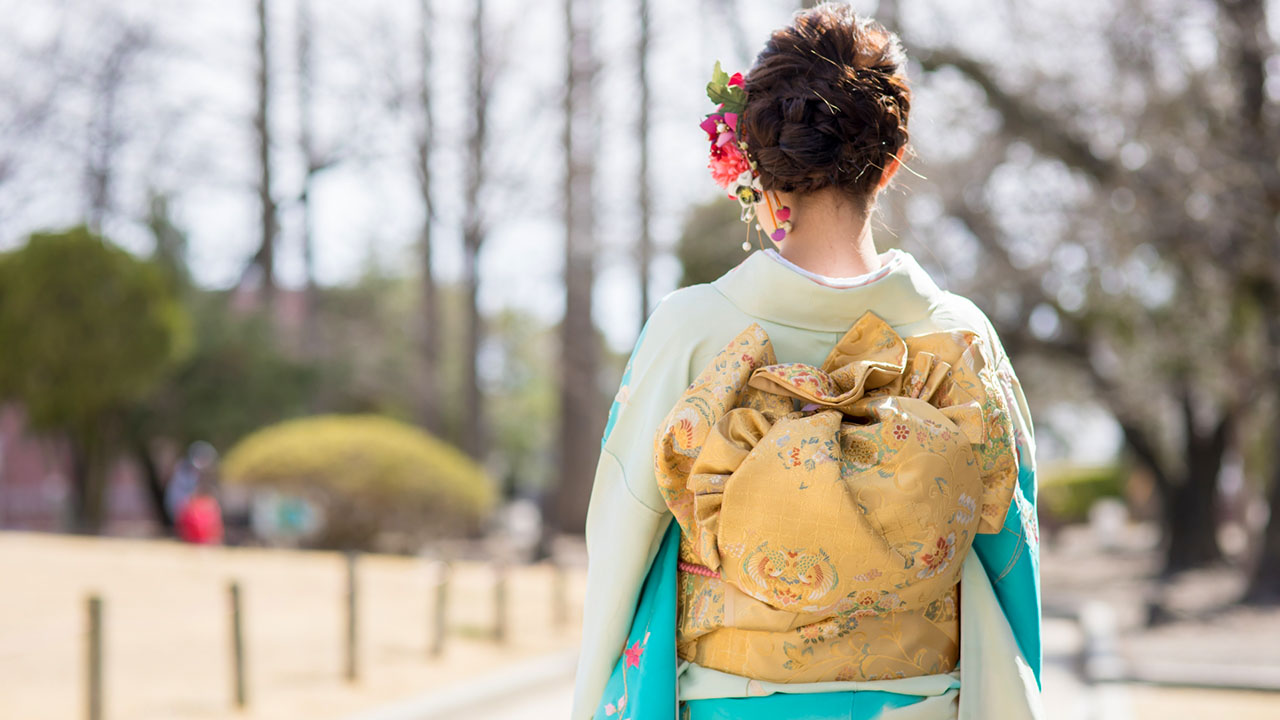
(728, 72, 744, 88)
(709, 142, 750, 188)
(624, 640, 644, 668)
(699, 115, 719, 140)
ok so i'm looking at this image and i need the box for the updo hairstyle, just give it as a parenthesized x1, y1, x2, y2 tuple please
(742, 4, 912, 199)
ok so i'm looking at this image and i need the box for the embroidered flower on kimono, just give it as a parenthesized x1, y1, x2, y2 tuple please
(849, 567, 883, 582)
(605, 694, 627, 716)
(624, 640, 644, 668)
(917, 533, 956, 579)
(785, 447, 802, 468)
(835, 666, 862, 682)
(892, 424, 910, 441)
(797, 620, 839, 644)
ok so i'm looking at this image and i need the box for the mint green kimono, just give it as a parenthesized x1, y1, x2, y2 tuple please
(573, 249, 1043, 720)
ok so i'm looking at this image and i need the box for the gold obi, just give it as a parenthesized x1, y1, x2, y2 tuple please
(653, 312, 1018, 683)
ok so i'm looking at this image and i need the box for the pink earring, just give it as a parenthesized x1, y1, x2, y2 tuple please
(765, 192, 792, 241)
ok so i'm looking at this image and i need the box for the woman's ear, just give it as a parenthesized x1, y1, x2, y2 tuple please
(876, 146, 906, 192)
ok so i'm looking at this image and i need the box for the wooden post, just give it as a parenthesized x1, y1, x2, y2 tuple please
(344, 551, 358, 682)
(430, 561, 449, 658)
(493, 561, 507, 644)
(86, 595, 103, 720)
(229, 582, 248, 708)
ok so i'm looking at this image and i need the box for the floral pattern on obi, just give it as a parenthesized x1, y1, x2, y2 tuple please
(654, 311, 1019, 684)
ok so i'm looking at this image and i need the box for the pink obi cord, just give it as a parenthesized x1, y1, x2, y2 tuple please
(678, 560, 722, 579)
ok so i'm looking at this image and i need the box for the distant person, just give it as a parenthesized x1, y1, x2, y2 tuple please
(165, 441, 218, 521)
(176, 478, 224, 545)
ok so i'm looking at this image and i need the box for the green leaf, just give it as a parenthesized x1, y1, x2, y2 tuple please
(712, 60, 729, 87)
(706, 61, 734, 105)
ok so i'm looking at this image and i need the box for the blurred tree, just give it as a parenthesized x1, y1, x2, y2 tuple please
(295, 0, 323, 349)
(82, 17, 151, 233)
(0, 226, 190, 533)
(146, 192, 189, 291)
(411, 0, 444, 436)
(222, 414, 496, 551)
(555, 0, 604, 535)
(290, 1, 384, 354)
(461, 0, 492, 460)
(488, 308, 560, 499)
(675, 198, 753, 287)
(636, 0, 654, 326)
(242, 0, 279, 301)
(907, 0, 1277, 581)
(138, 298, 317, 458)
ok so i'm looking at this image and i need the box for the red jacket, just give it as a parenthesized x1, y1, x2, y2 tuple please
(176, 495, 224, 545)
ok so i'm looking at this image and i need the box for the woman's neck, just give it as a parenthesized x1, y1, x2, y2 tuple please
(774, 189, 880, 277)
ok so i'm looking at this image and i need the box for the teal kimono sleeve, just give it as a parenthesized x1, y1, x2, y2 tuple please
(592, 522, 680, 719)
(970, 356, 1041, 685)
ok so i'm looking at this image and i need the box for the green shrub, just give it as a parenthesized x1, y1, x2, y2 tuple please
(223, 414, 496, 550)
(1039, 463, 1126, 524)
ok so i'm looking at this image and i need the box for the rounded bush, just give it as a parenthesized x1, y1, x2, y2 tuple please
(223, 414, 496, 550)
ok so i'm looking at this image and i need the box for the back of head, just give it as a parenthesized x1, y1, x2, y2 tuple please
(742, 4, 911, 201)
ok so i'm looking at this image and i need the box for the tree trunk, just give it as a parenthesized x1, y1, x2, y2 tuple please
(249, 0, 277, 300)
(296, 0, 318, 352)
(1162, 403, 1230, 575)
(68, 430, 107, 535)
(1245, 456, 1280, 603)
(130, 434, 173, 531)
(556, 0, 601, 535)
(635, 0, 652, 329)
(460, 0, 488, 459)
(415, 0, 443, 436)
(1244, 307, 1280, 602)
(84, 22, 147, 234)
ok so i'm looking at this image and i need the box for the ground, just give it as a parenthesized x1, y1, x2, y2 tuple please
(0, 531, 584, 720)
(4, 524, 1279, 720)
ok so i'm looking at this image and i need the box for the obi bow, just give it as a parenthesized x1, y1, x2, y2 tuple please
(653, 311, 1018, 616)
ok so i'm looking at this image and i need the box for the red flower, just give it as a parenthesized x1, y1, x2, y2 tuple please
(624, 640, 644, 668)
(728, 72, 744, 88)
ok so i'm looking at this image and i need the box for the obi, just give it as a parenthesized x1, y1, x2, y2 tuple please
(652, 311, 1018, 683)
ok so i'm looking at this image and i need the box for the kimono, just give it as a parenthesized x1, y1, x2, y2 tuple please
(571, 249, 1042, 720)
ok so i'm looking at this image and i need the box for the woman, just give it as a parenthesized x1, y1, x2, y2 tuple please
(572, 5, 1042, 719)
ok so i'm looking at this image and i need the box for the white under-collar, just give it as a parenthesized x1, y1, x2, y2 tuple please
(763, 247, 903, 289)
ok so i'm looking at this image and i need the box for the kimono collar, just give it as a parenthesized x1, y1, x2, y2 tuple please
(712, 248, 945, 332)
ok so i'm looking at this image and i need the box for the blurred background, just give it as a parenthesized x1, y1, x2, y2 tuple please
(0, 0, 1278, 718)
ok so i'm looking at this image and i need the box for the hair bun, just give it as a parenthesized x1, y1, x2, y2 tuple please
(743, 5, 911, 198)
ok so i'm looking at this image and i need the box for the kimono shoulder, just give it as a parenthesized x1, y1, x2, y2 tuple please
(600, 282, 741, 513)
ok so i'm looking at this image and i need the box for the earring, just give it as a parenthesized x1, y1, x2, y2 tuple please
(765, 191, 792, 242)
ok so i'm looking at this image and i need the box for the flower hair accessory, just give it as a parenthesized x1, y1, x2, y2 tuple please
(700, 62, 792, 249)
